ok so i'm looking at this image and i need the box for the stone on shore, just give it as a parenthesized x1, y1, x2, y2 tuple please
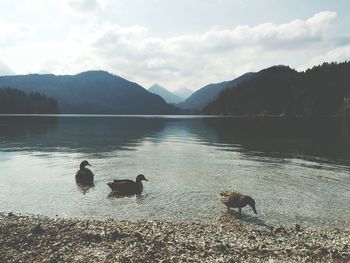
(0, 213, 349, 262)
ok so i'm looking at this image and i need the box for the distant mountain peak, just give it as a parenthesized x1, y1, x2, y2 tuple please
(76, 70, 113, 77)
(150, 83, 162, 88)
(174, 88, 193, 100)
(0, 61, 15, 76)
(148, 84, 183, 104)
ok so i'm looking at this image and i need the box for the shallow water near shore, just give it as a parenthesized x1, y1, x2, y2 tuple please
(0, 115, 350, 228)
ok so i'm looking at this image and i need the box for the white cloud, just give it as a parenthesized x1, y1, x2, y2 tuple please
(0, 60, 15, 76)
(0, 20, 34, 47)
(4, 10, 346, 90)
(301, 45, 350, 70)
(55, 11, 337, 89)
(66, 0, 101, 13)
(23, 0, 106, 16)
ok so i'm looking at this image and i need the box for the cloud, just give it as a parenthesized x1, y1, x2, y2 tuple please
(0, 20, 34, 47)
(66, 0, 102, 13)
(301, 45, 350, 70)
(9, 10, 344, 90)
(0, 60, 16, 76)
(60, 11, 337, 88)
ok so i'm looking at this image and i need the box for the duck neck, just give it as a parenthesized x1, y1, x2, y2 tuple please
(136, 178, 143, 184)
(80, 164, 86, 170)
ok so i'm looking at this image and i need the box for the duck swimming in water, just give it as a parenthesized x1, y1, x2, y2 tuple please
(220, 190, 257, 216)
(107, 174, 148, 195)
(75, 160, 94, 185)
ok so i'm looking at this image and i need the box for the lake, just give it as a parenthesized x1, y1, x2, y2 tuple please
(0, 115, 349, 228)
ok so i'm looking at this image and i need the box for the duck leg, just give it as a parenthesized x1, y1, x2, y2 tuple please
(239, 207, 242, 216)
(227, 206, 230, 212)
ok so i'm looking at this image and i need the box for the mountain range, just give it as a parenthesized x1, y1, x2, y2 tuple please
(177, 72, 255, 110)
(0, 71, 179, 114)
(1, 62, 348, 116)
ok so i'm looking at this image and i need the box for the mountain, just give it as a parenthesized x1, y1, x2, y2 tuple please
(0, 87, 58, 113)
(148, 84, 183, 104)
(174, 88, 193, 100)
(203, 62, 350, 116)
(0, 61, 15, 76)
(177, 72, 255, 110)
(0, 71, 180, 114)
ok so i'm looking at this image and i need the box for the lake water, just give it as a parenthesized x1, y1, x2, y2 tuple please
(0, 115, 350, 228)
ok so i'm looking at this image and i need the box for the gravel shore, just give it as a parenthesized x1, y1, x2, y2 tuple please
(0, 212, 349, 262)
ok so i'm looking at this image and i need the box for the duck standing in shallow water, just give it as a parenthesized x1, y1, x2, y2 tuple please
(75, 160, 94, 186)
(220, 190, 257, 216)
(107, 174, 148, 195)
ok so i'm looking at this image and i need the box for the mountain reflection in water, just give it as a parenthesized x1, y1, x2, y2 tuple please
(0, 115, 349, 228)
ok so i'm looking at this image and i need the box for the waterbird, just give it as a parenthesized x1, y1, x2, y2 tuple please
(107, 174, 148, 195)
(220, 190, 257, 216)
(75, 160, 94, 186)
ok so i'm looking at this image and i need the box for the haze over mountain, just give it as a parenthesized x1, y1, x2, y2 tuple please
(203, 62, 350, 117)
(0, 61, 15, 76)
(37, 69, 52, 75)
(148, 84, 183, 104)
(0, 71, 179, 114)
(177, 72, 255, 110)
(173, 88, 193, 100)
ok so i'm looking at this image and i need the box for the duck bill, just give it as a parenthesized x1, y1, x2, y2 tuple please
(144, 178, 149, 181)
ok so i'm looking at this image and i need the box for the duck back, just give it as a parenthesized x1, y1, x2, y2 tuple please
(76, 168, 94, 185)
(107, 180, 143, 195)
(220, 190, 244, 208)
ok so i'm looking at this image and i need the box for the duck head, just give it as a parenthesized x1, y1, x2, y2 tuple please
(243, 195, 257, 214)
(136, 174, 148, 183)
(80, 160, 91, 169)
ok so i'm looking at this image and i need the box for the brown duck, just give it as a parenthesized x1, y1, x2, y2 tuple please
(75, 160, 94, 186)
(220, 190, 257, 215)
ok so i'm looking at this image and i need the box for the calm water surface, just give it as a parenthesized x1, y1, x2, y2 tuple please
(0, 115, 349, 228)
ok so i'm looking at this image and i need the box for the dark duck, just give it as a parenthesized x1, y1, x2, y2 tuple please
(107, 174, 148, 195)
(220, 190, 257, 216)
(75, 160, 94, 185)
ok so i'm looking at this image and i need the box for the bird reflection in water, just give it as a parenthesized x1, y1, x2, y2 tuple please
(76, 182, 94, 195)
(107, 191, 147, 204)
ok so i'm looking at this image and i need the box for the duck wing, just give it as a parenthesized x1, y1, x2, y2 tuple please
(107, 180, 142, 195)
(112, 179, 134, 184)
(220, 190, 244, 207)
(76, 168, 94, 185)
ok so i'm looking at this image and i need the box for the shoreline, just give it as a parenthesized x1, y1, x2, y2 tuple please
(0, 213, 349, 262)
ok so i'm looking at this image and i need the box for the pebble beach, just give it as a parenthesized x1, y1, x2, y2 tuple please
(1, 212, 349, 262)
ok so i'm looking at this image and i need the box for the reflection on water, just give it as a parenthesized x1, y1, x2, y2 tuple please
(76, 182, 94, 195)
(0, 116, 166, 154)
(0, 115, 349, 228)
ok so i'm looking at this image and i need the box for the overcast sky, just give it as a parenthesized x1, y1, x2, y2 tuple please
(1, 0, 350, 91)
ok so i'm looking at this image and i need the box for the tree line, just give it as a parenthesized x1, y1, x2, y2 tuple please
(203, 62, 350, 117)
(0, 87, 58, 114)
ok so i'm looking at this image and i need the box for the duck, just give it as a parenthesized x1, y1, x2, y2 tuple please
(107, 174, 148, 195)
(75, 160, 94, 185)
(220, 190, 257, 215)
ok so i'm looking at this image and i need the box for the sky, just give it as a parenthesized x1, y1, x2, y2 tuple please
(1, 0, 350, 91)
